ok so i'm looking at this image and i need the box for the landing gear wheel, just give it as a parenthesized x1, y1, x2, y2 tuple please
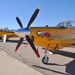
(42, 55, 49, 64)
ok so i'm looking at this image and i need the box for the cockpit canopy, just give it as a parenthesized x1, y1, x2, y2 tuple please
(56, 20, 75, 29)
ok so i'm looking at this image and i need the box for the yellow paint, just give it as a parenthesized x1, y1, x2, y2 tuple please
(30, 27, 75, 51)
(0, 31, 18, 40)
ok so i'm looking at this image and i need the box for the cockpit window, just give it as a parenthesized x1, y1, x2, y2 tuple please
(68, 21, 75, 29)
(56, 20, 75, 29)
(56, 22, 67, 29)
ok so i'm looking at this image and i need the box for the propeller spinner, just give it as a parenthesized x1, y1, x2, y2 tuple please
(15, 7, 40, 58)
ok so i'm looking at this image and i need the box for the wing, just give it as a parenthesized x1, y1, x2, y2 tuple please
(1, 32, 18, 40)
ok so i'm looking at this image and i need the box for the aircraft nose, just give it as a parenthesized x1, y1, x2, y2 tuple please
(15, 28, 30, 37)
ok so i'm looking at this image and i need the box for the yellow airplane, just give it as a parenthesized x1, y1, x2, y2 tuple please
(0, 31, 18, 42)
(14, 7, 75, 64)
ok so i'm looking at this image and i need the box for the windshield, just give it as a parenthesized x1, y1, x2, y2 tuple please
(56, 20, 75, 29)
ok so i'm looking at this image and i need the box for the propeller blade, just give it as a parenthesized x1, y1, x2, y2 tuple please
(26, 35, 40, 58)
(16, 17, 23, 28)
(15, 37, 23, 51)
(26, 7, 40, 29)
(31, 35, 34, 42)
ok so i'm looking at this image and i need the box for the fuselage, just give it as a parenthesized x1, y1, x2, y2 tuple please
(14, 26, 75, 50)
(14, 27, 75, 40)
(14, 20, 75, 49)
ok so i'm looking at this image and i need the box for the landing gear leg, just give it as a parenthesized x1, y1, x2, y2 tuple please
(42, 45, 49, 64)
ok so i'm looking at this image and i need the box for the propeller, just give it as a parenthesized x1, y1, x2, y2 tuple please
(16, 17, 23, 28)
(26, 35, 40, 57)
(15, 7, 40, 58)
(26, 7, 40, 29)
(15, 37, 23, 51)
(16, 7, 40, 30)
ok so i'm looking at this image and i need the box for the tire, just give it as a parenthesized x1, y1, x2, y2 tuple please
(42, 56, 49, 64)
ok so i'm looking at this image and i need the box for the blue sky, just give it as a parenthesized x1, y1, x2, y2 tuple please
(0, 0, 75, 29)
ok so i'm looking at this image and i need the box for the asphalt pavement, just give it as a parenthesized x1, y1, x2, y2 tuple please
(0, 38, 75, 75)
